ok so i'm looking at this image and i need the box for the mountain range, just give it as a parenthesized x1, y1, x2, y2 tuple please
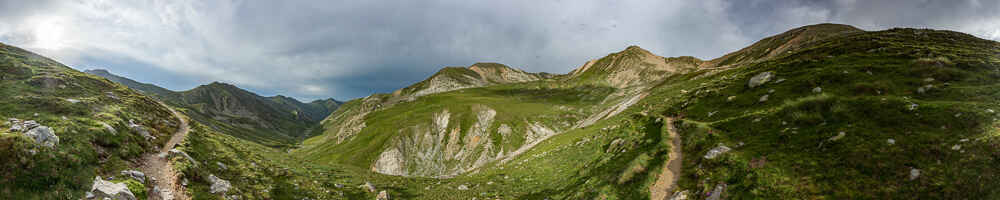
(2, 23, 1000, 199)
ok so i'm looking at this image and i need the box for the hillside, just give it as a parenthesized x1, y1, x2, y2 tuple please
(295, 24, 1000, 199)
(5, 23, 1000, 199)
(0, 42, 182, 199)
(86, 70, 342, 146)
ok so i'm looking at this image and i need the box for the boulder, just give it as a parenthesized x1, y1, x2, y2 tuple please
(748, 71, 774, 88)
(120, 170, 145, 184)
(128, 120, 155, 140)
(703, 145, 731, 159)
(25, 126, 59, 147)
(208, 174, 231, 194)
(90, 176, 137, 200)
(376, 190, 390, 200)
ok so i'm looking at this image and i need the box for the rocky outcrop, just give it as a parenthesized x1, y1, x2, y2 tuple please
(90, 176, 137, 200)
(7, 119, 59, 147)
(208, 174, 231, 194)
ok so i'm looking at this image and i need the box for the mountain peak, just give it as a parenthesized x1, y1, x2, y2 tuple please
(567, 45, 701, 87)
(704, 23, 864, 68)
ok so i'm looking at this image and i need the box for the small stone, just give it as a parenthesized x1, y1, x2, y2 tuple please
(65, 98, 81, 103)
(361, 182, 377, 193)
(768, 89, 775, 93)
(924, 77, 935, 82)
(829, 132, 846, 141)
(726, 96, 736, 102)
(759, 94, 769, 102)
(457, 184, 469, 190)
(988, 109, 995, 113)
(887, 139, 896, 145)
(908, 103, 919, 111)
(216, 162, 228, 170)
(120, 170, 146, 184)
(812, 87, 822, 93)
(376, 190, 390, 200)
(951, 144, 961, 150)
(774, 78, 786, 83)
(960, 138, 969, 142)
(909, 168, 921, 180)
(707, 111, 718, 118)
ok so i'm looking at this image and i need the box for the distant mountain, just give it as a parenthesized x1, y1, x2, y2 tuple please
(86, 70, 341, 145)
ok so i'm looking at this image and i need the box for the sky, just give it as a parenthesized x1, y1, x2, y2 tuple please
(1, 0, 998, 101)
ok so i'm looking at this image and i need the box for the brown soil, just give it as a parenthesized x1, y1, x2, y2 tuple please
(649, 117, 682, 200)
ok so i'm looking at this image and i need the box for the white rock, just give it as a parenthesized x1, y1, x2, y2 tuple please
(65, 98, 81, 103)
(376, 190, 390, 200)
(908, 103, 919, 111)
(759, 94, 769, 102)
(726, 96, 736, 102)
(909, 168, 921, 180)
(90, 176, 137, 200)
(668, 190, 689, 200)
(128, 120, 155, 140)
(748, 71, 774, 88)
(951, 144, 961, 150)
(887, 139, 896, 145)
(208, 174, 231, 194)
(704, 145, 731, 159)
(812, 87, 822, 93)
(457, 184, 469, 190)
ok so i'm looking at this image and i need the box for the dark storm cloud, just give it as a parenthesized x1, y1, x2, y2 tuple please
(0, 0, 997, 101)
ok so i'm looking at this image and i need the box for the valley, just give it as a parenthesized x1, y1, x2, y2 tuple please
(3, 23, 1000, 199)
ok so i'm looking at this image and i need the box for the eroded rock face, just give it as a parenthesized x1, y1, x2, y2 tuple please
(90, 176, 137, 200)
(372, 105, 533, 178)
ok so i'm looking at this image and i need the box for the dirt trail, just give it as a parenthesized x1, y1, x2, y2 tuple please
(140, 102, 190, 200)
(650, 117, 682, 200)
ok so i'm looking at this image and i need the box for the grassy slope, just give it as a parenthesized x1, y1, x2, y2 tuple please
(0, 43, 180, 199)
(300, 81, 616, 169)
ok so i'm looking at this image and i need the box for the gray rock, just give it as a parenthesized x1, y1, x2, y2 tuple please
(128, 120, 155, 140)
(25, 126, 58, 147)
(909, 103, 919, 111)
(726, 96, 736, 102)
(704, 145, 731, 159)
(168, 149, 200, 167)
(457, 184, 469, 190)
(120, 170, 145, 184)
(887, 139, 896, 145)
(706, 183, 727, 200)
(361, 182, 377, 193)
(668, 190, 689, 200)
(100, 122, 117, 135)
(217, 162, 228, 170)
(758, 94, 769, 102)
(376, 190, 390, 200)
(909, 168, 921, 180)
(22, 120, 40, 130)
(66, 98, 81, 103)
(90, 176, 137, 200)
(748, 71, 774, 88)
(812, 87, 822, 93)
(208, 174, 231, 194)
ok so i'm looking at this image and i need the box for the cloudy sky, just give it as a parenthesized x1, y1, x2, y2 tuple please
(1, 0, 998, 101)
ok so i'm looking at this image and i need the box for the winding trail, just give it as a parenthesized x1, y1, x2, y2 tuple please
(140, 102, 190, 200)
(650, 117, 682, 200)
